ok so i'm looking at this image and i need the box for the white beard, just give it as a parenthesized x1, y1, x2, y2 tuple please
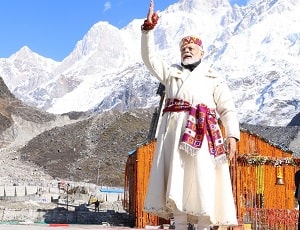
(182, 57, 198, 65)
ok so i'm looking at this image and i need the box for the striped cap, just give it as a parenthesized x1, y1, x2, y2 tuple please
(180, 35, 203, 48)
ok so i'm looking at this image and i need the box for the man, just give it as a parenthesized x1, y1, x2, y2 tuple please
(95, 199, 100, 212)
(141, 1, 240, 230)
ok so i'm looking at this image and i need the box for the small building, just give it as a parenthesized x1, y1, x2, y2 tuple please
(124, 141, 160, 228)
(233, 124, 300, 229)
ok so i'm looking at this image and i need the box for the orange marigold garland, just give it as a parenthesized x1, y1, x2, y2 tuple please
(237, 154, 300, 166)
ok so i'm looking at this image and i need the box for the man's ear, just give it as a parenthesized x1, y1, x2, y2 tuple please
(200, 50, 205, 58)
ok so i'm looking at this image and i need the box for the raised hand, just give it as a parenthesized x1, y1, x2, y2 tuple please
(147, 0, 159, 24)
(142, 0, 159, 31)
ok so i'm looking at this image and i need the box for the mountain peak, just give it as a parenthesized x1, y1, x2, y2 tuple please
(14, 46, 34, 58)
(0, 0, 299, 126)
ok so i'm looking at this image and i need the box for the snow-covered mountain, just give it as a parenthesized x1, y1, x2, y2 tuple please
(0, 0, 299, 126)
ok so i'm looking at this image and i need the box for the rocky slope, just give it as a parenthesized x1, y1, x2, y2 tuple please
(19, 108, 153, 186)
(0, 76, 153, 187)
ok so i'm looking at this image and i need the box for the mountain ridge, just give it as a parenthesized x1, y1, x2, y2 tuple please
(0, 0, 299, 126)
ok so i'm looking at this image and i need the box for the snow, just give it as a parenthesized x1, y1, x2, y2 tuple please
(0, 0, 299, 126)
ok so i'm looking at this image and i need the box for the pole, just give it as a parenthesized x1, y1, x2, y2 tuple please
(97, 160, 100, 185)
(66, 183, 70, 211)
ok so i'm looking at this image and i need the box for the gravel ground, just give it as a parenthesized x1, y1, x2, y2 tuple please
(0, 147, 53, 186)
(0, 224, 140, 230)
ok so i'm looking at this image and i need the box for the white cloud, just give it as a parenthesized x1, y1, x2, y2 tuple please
(104, 1, 112, 12)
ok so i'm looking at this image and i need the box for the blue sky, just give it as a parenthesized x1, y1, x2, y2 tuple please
(0, 0, 247, 61)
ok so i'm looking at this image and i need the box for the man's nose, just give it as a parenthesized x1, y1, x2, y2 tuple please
(182, 47, 189, 52)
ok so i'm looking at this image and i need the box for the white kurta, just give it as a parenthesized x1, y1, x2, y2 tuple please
(141, 30, 240, 226)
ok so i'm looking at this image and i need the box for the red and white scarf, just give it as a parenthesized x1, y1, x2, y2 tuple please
(163, 98, 226, 162)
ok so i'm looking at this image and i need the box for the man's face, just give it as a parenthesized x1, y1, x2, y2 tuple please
(180, 43, 204, 65)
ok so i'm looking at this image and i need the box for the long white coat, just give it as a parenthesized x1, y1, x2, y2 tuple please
(141, 30, 240, 226)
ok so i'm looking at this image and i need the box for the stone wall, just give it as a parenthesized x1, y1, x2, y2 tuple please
(0, 184, 131, 226)
(0, 208, 135, 227)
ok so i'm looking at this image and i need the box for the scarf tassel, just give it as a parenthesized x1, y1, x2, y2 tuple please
(214, 154, 228, 165)
(179, 142, 199, 156)
(180, 142, 228, 165)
